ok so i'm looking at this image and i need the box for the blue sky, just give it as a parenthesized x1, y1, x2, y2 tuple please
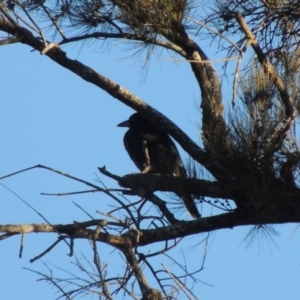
(1, 36, 300, 299)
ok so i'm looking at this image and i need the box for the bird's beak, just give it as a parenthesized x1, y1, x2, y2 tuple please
(117, 120, 130, 127)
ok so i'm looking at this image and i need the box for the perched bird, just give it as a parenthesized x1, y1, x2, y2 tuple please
(118, 113, 201, 218)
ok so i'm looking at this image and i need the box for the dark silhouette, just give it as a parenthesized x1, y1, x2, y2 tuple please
(118, 113, 201, 218)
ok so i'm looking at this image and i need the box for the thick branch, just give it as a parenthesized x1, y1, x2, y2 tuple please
(0, 221, 131, 249)
(161, 26, 230, 181)
(119, 173, 238, 200)
(138, 208, 300, 245)
(2, 202, 300, 247)
(122, 247, 161, 300)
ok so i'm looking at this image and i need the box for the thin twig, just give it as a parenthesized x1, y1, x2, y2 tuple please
(30, 237, 64, 263)
(42, 5, 67, 40)
(19, 233, 25, 258)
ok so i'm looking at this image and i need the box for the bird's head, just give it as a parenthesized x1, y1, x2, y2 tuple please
(117, 113, 153, 129)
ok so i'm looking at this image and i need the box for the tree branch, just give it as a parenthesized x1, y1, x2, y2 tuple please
(2, 205, 300, 247)
(119, 173, 238, 200)
(160, 25, 230, 181)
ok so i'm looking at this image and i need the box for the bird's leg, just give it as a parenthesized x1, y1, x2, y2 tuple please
(141, 140, 151, 174)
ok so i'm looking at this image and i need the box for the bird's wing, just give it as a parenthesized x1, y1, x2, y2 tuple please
(146, 134, 185, 176)
(123, 130, 146, 171)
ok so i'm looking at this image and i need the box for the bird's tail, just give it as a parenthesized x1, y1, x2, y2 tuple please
(180, 194, 201, 219)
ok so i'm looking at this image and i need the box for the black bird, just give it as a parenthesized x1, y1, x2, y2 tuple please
(118, 113, 201, 218)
